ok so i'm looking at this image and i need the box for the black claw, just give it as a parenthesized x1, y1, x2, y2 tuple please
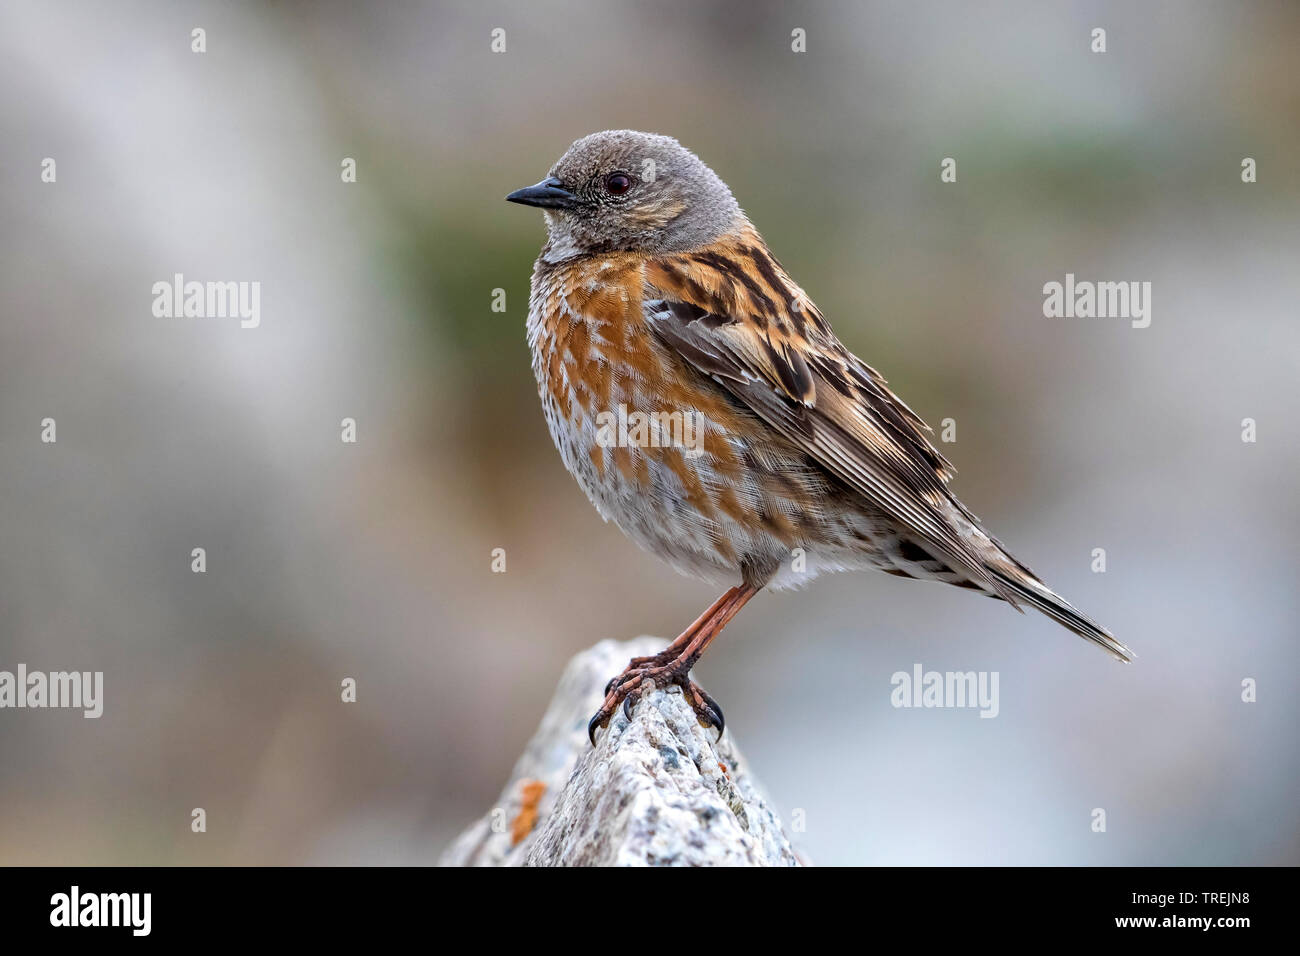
(699, 688, 725, 735)
(604, 676, 618, 695)
(587, 712, 604, 747)
(708, 707, 725, 735)
(622, 694, 636, 722)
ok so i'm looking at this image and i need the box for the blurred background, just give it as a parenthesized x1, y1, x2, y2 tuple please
(1, 0, 1297, 865)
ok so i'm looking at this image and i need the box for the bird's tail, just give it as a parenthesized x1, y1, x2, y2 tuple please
(992, 567, 1133, 662)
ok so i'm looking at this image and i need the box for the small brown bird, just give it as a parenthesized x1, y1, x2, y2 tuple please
(507, 130, 1132, 744)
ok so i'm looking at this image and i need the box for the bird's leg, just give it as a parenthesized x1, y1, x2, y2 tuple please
(588, 583, 759, 744)
(613, 587, 740, 678)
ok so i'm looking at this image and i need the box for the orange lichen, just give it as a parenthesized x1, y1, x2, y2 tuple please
(511, 779, 547, 846)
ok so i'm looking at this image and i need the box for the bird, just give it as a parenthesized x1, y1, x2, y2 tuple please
(506, 130, 1132, 745)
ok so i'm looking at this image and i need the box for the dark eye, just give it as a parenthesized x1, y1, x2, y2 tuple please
(604, 172, 631, 195)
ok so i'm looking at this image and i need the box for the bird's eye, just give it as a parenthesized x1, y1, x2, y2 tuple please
(604, 172, 632, 195)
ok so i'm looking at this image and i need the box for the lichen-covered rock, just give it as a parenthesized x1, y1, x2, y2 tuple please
(440, 637, 800, 867)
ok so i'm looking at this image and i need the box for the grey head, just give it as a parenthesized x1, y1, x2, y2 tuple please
(506, 130, 742, 261)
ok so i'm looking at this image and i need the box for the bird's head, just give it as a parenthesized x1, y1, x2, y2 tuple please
(506, 130, 741, 260)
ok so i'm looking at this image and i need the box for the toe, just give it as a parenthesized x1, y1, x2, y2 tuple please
(680, 680, 724, 734)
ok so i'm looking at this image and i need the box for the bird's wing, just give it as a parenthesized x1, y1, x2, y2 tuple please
(643, 229, 1023, 604)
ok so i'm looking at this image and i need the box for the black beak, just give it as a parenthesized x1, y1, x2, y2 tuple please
(505, 176, 578, 210)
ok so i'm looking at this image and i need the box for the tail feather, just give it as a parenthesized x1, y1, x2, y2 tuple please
(993, 570, 1133, 662)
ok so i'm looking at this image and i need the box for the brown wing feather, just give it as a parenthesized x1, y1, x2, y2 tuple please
(644, 226, 1023, 605)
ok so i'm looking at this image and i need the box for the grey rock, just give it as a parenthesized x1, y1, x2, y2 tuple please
(440, 637, 801, 867)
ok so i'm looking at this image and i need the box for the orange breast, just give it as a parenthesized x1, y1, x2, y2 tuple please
(533, 253, 752, 541)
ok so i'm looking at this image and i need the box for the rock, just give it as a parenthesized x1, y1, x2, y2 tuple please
(440, 637, 801, 867)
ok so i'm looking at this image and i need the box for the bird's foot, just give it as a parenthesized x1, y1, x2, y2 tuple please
(588, 660, 724, 745)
